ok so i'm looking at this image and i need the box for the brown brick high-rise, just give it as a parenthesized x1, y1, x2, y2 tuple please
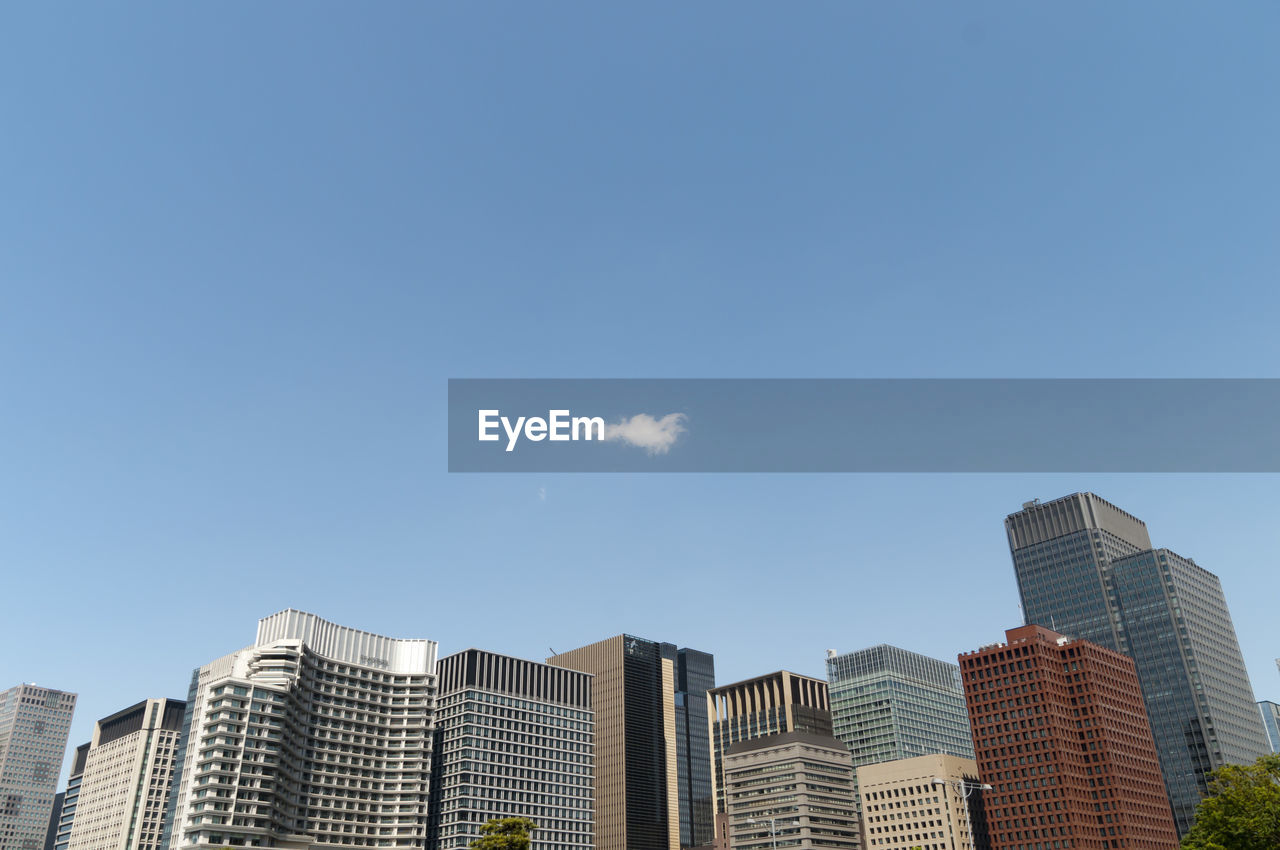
(958, 626, 1178, 850)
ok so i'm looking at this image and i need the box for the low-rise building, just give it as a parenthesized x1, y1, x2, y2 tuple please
(723, 732, 860, 850)
(857, 754, 989, 850)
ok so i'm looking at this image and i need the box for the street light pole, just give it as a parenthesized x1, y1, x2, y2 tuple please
(746, 817, 783, 850)
(933, 777, 992, 850)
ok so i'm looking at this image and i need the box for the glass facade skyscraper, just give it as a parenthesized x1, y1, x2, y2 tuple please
(1258, 701, 1280, 753)
(1006, 493, 1271, 836)
(549, 635, 701, 850)
(825, 645, 974, 768)
(1008, 493, 1154, 649)
(659, 647, 714, 849)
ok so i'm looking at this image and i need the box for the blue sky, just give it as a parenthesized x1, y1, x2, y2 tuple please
(3, 3, 1279, 776)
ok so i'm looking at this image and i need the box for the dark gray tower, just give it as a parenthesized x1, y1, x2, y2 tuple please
(429, 649, 594, 850)
(659, 646, 715, 849)
(1006, 493, 1270, 835)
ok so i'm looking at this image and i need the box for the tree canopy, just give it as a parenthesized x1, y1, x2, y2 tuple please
(470, 817, 537, 850)
(1181, 754, 1280, 850)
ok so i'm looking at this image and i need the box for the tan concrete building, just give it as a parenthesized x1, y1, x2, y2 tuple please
(857, 754, 989, 850)
(722, 732, 860, 850)
(549, 635, 680, 850)
(66, 699, 185, 850)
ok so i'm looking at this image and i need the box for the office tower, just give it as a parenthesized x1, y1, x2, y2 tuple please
(428, 649, 593, 850)
(1006, 493, 1271, 835)
(959, 625, 1179, 850)
(660, 647, 716, 849)
(708, 672, 832, 847)
(1259, 701, 1280, 753)
(548, 635, 682, 850)
(41, 796, 60, 850)
(722, 732, 861, 850)
(1007, 493, 1152, 649)
(163, 610, 437, 850)
(0, 685, 77, 850)
(66, 699, 185, 850)
(826, 646, 974, 768)
(51, 746, 88, 850)
(857, 754, 990, 850)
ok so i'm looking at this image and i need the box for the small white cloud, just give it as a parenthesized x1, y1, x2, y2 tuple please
(538, 487, 547, 501)
(603, 413, 687, 455)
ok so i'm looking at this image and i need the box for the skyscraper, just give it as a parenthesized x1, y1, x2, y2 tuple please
(51, 745, 88, 850)
(1006, 493, 1271, 834)
(708, 671, 832, 820)
(162, 610, 437, 850)
(548, 635, 681, 850)
(660, 647, 715, 849)
(429, 649, 594, 850)
(959, 625, 1179, 850)
(1258, 701, 1280, 753)
(66, 699, 185, 850)
(0, 685, 77, 850)
(1007, 493, 1152, 651)
(41, 796, 60, 850)
(826, 646, 974, 768)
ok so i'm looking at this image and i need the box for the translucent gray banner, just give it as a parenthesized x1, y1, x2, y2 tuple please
(447, 379, 1280, 472)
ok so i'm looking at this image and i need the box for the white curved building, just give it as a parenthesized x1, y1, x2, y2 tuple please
(163, 611, 437, 850)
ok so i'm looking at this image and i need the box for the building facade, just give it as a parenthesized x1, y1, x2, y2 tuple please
(1006, 493, 1271, 835)
(1259, 701, 1280, 753)
(826, 646, 974, 768)
(1105, 547, 1270, 833)
(42, 795, 61, 850)
(660, 647, 716, 849)
(52, 745, 89, 850)
(959, 625, 1179, 850)
(0, 685, 77, 850)
(548, 635, 681, 850)
(428, 649, 593, 850)
(709, 672, 832, 813)
(66, 699, 185, 850)
(1006, 493, 1152, 652)
(162, 610, 437, 850)
(857, 754, 989, 850)
(722, 732, 861, 850)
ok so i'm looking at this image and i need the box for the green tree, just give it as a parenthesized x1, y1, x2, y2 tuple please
(470, 817, 537, 850)
(1182, 754, 1280, 850)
